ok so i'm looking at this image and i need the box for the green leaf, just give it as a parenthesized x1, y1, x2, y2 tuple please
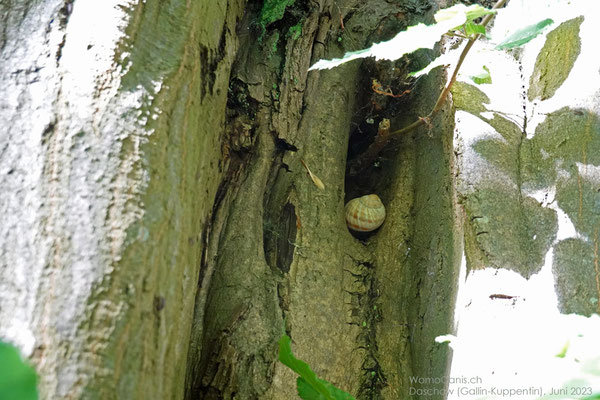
(435, 4, 493, 24)
(0, 342, 38, 400)
(464, 21, 487, 36)
(580, 394, 600, 400)
(297, 378, 323, 400)
(555, 341, 569, 358)
(279, 335, 332, 399)
(409, 50, 457, 77)
(495, 18, 554, 50)
(279, 335, 355, 400)
(465, 5, 496, 22)
(309, 47, 372, 71)
(309, 4, 490, 70)
(470, 65, 492, 84)
(297, 378, 356, 400)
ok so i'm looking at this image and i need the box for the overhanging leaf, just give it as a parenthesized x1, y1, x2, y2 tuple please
(279, 335, 333, 399)
(465, 6, 496, 22)
(470, 65, 492, 84)
(297, 378, 356, 400)
(309, 4, 492, 70)
(495, 18, 554, 49)
(464, 21, 487, 36)
(409, 47, 461, 77)
(297, 378, 323, 400)
(435, 4, 493, 24)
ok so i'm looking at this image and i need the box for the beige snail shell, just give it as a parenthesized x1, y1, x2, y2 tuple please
(345, 194, 386, 232)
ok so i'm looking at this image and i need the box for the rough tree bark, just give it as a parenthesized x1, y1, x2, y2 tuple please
(186, 0, 461, 398)
(1, 0, 461, 399)
(1, 0, 245, 397)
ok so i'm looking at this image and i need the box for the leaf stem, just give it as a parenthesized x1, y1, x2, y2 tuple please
(349, 0, 507, 175)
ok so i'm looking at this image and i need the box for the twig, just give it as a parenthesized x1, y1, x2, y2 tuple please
(445, 32, 469, 39)
(372, 79, 411, 98)
(349, 0, 508, 175)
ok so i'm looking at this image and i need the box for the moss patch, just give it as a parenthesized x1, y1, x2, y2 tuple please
(258, 0, 295, 36)
(287, 22, 302, 40)
(528, 16, 583, 101)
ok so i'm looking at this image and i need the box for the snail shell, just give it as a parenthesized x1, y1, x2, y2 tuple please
(345, 194, 386, 232)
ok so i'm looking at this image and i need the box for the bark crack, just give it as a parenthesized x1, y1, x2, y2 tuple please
(345, 260, 388, 398)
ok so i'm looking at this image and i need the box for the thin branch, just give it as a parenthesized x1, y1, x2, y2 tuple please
(445, 32, 469, 39)
(431, 0, 508, 115)
(349, 0, 508, 175)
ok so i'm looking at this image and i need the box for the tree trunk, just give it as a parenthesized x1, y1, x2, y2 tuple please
(185, 0, 460, 398)
(1, 0, 460, 399)
(1, 0, 245, 398)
